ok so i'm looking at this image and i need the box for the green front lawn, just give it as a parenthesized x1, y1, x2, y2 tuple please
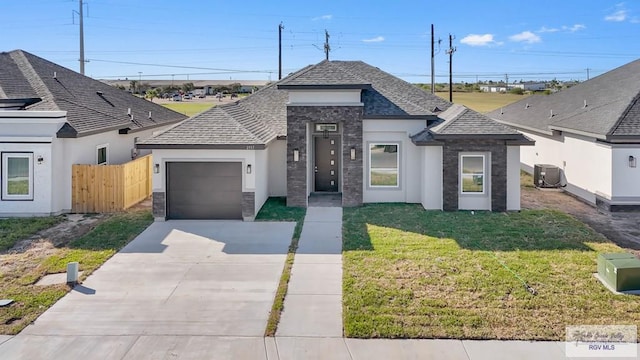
(161, 102, 215, 117)
(343, 204, 639, 340)
(0, 216, 64, 251)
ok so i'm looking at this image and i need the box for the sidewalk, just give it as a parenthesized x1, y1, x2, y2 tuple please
(276, 206, 343, 338)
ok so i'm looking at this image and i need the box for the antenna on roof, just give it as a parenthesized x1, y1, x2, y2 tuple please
(583, 99, 587, 108)
(53, 71, 57, 79)
(127, 108, 131, 117)
(148, 111, 152, 119)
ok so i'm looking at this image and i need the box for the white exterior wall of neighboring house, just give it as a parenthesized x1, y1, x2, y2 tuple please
(506, 146, 521, 211)
(609, 146, 640, 204)
(0, 110, 67, 216)
(267, 139, 287, 197)
(362, 119, 427, 203)
(421, 146, 443, 210)
(519, 130, 612, 204)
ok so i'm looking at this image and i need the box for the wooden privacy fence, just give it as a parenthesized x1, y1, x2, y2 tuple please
(72, 154, 153, 213)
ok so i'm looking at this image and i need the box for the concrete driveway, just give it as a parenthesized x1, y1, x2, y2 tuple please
(0, 220, 294, 359)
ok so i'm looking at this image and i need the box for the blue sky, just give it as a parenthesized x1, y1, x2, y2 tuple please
(2, 0, 639, 83)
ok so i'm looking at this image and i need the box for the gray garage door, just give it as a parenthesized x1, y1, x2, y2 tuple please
(167, 162, 242, 219)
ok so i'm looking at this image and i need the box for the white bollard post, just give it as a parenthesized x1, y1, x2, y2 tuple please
(67, 262, 79, 284)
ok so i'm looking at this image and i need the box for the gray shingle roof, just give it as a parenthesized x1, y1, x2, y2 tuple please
(0, 50, 187, 137)
(487, 58, 640, 139)
(411, 104, 530, 145)
(140, 60, 521, 148)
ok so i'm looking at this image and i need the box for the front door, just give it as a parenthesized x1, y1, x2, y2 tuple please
(314, 136, 340, 192)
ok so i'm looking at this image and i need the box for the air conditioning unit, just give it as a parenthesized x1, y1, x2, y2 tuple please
(533, 164, 561, 188)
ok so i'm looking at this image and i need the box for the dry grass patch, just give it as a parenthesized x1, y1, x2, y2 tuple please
(343, 204, 639, 340)
(0, 210, 153, 334)
(435, 92, 530, 113)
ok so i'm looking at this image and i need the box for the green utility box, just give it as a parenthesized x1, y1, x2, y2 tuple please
(597, 253, 640, 292)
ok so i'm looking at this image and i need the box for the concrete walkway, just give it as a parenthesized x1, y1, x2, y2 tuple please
(277, 206, 343, 338)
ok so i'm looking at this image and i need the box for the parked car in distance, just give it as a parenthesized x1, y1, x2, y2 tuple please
(172, 94, 182, 101)
(183, 94, 192, 100)
(198, 94, 206, 98)
(230, 93, 238, 99)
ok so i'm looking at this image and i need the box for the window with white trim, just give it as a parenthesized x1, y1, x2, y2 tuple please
(96, 144, 108, 165)
(369, 143, 399, 187)
(2, 152, 34, 201)
(461, 155, 485, 193)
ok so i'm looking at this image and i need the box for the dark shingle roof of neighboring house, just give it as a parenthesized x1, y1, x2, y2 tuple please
(487, 58, 640, 141)
(410, 104, 532, 145)
(139, 60, 526, 149)
(0, 50, 187, 137)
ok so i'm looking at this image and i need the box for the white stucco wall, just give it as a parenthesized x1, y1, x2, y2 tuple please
(267, 139, 287, 197)
(288, 90, 362, 105)
(611, 146, 640, 202)
(520, 131, 612, 204)
(506, 146, 521, 211)
(0, 111, 67, 216)
(0, 141, 54, 216)
(458, 152, 492, 210)
(254, 147, 269, 215)
(362, 119, 427, 203)
(421, 146, 443, 210)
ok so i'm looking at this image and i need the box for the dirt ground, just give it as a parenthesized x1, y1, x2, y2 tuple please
(522, 187, 640, 256)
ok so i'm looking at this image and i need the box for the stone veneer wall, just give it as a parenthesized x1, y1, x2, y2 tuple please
(286, 105, 364, 207)
(442, 139, 507, 212)
(152, 192, 166, 218)
(242, 192, 255, 220)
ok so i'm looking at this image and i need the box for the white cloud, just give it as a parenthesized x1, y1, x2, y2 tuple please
(509, 31, 541, 44)
(538, 26, 559, 33)
(565, 24, 586, 32)
(460, 34, 500, 47)
(362, 36, 384, 43)
(605, 9, 627, 21)
(312, 14, 332, 21)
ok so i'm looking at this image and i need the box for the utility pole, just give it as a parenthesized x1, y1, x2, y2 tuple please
(430, 24, 435, 94)
(74, 0, 86, 75)
(278, 22, 284, 80)
(324, 29, 330, 61)
(505, 74, 509, 90)
(445, 34, 456, 102)
(586, 68, 590, 80)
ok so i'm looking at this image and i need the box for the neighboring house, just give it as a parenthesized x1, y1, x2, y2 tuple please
(479, 84, 509, 93)
(137, 60, 532, 221)
(512, 82, 546, 92)
(488, 58, 640, 211)
(0, 50, 187, 217)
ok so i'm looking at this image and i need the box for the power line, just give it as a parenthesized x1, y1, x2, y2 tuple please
(87, 59, 273, 73)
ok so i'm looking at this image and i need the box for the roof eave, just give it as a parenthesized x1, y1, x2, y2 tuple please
(548, 125, 607, 140)
(491, 117, 555, 136)
(605, 135, 640, 143)
(135, 143, 266, 150)
(277, 84, 372, 90)
(432, 133, 528, 140)
(364, 114, 438, 120)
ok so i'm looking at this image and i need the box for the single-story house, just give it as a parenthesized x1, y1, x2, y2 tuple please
(137, 60, 533, 221)
(0, 50, 187, 217)
(488, 58, 640, 211)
